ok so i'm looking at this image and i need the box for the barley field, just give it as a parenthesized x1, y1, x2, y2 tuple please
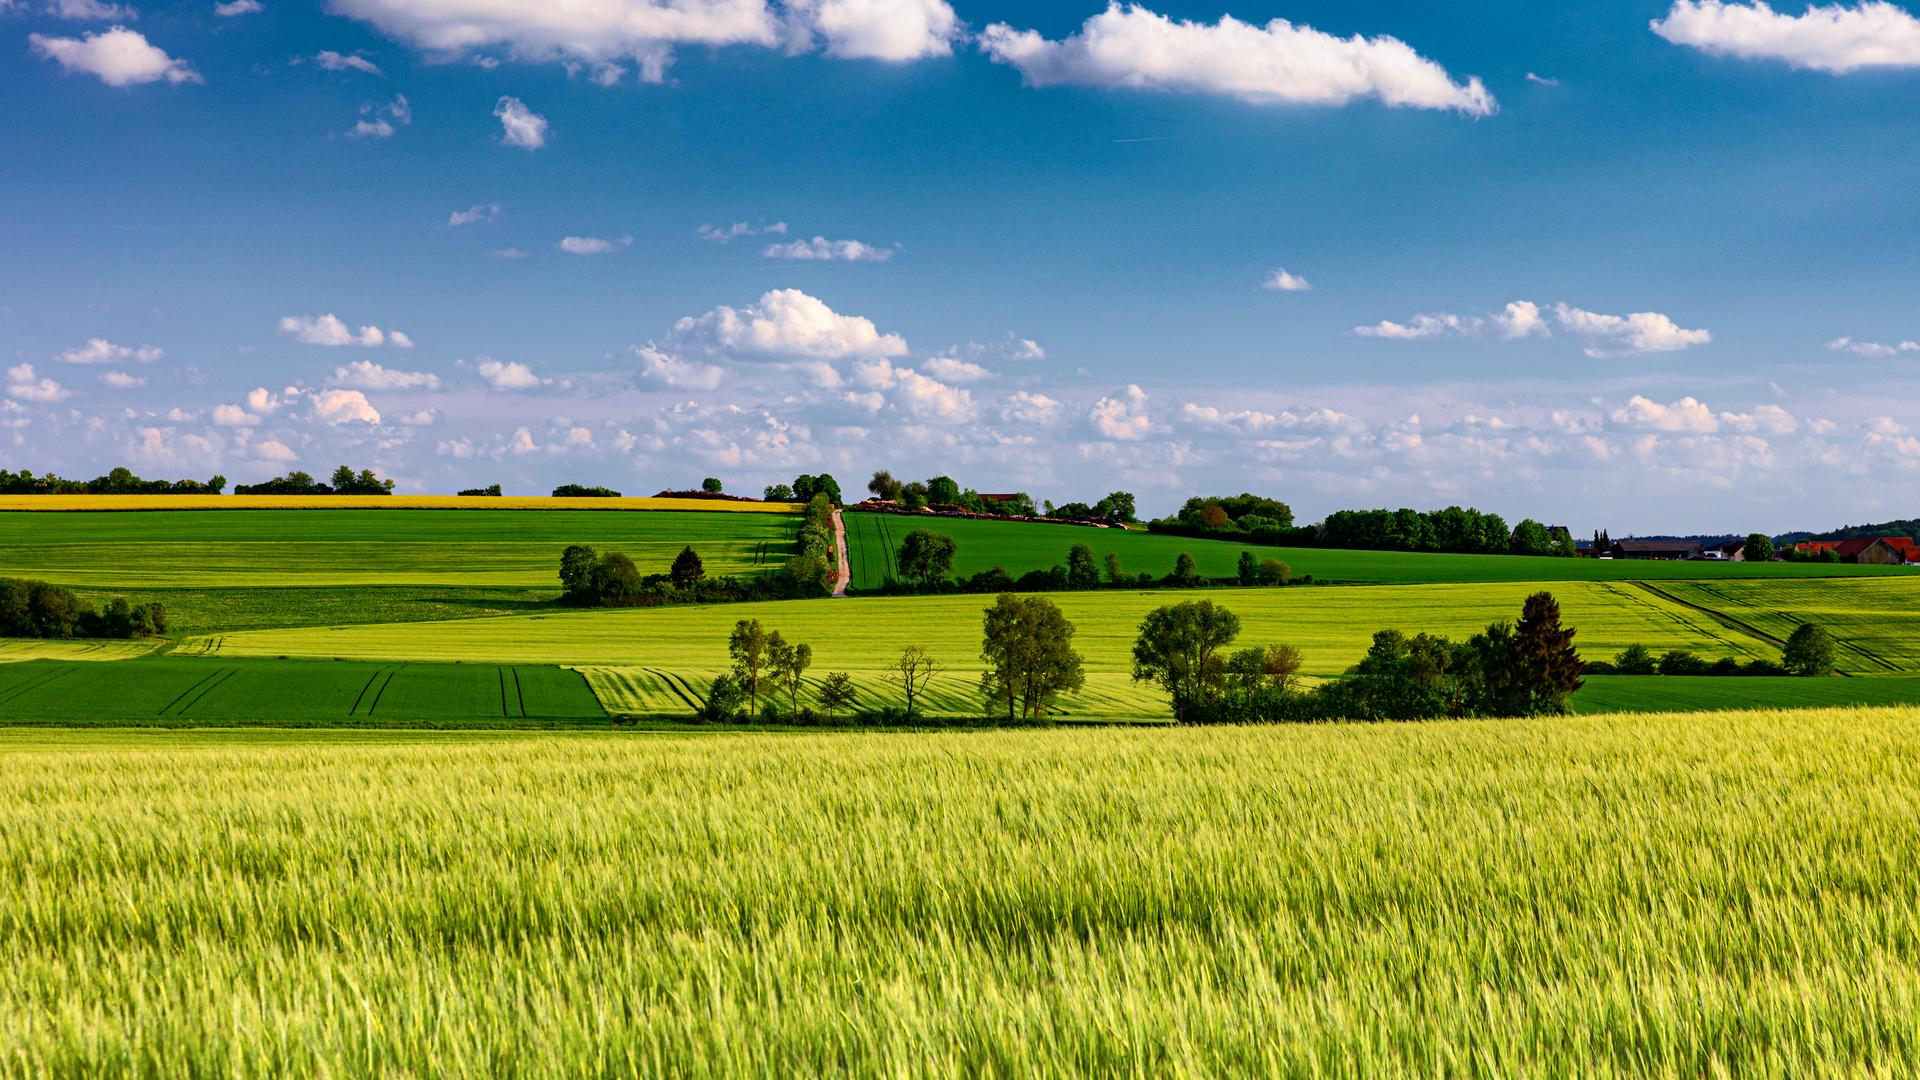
(5, 710, 1920, 1077)
(1651, 578, 1920, 675)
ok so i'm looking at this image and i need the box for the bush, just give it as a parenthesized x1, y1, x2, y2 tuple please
(1614, 643, 1657, 675)
(553, 484, 621, 498)
(1783, 623, 1836, 677)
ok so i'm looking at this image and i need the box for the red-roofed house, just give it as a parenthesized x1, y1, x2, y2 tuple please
(1794, 538, 1913, 565)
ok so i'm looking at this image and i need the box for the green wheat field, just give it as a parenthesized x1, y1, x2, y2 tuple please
(7, 711, 1920, 1077)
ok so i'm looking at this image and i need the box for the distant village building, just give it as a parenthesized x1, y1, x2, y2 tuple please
(1792, 538, 1915, 565)
(1607, 539, 1704, 561)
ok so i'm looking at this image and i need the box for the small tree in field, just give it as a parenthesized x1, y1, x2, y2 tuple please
(1066, 542, 1100, 590)
(867, 470, 902, 502)
(1105, 552, 1124, 585)
(1744, 533, 1775, 563)
(979, 594, 1085, 722)
(1169, 552, 1201, 587)
(897, 530, 957, 586)
(1256, 558, 1290, 586)
(1237, 551, 1257, 585)
(701, 477, 723, 493)
(559, 544, 596, 599)
(892, 645, 937, 719)
(670, 546, 705, 590)
(729, 619, 770, 715)
(769, 633, 813, 719)
(590, 552, 642, 605)
(702, 675, 747, 722)
(817, 672, 858, 722)
(1132, 600, 1241, 721)
(1782, 623, 1835, 676)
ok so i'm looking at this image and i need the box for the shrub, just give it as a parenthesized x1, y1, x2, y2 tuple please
(1783, 623, 1836, 677)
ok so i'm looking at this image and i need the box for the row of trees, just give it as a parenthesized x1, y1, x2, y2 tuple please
(763, 474, 844, 505)
(1586, 625, 1834, 677)
(888, 531, 1302, 594)
(236, 467, 394, 495)
(1150, 500, 1577, 558)
(0, 578, 166, 640)
(0, 467, 225, 495)
(863, 471, 1042, 517)
(556, 494, 839, 607)
(552, 483, 620, 497)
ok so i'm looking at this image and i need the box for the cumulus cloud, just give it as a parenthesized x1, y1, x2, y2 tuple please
(787, 0, 961, 60)
(5, 365, 72, 403)
(698, 221, 784, 242)
(1652, 0, 1920, 72)
(54, 0, 134, 19)
(310, 388, 381, 424)
(1553, 303, 1710, 357)
(329, 359, 442, 390)
(98, 371, 146, 388)
(675, 288, 908, 358)
(921, 356, 991, 382)
(245, 387, 286, 414)
(1353, 300, 1549, 341)
(632, 344, 724, 390)
(999, 390, 1062, 424)
(449, 202, 501, 225)
(277, 314, 409, 347)
(1089, 384, 1152, 440)
(327, 0, 958, 81)
(476, 357, 541, 389)
(54, 338, 163, 364)
(979, 3, 1495, 115)
(30, 26, 201, 87)
(890, 368, 974, 422)
(558, 235, 632, 254)
(1827, 336, 1920, 356)
(494, 96, 547, 149)
(212, 403, 260, 426)
(251, 439, 299, 461)
(315, 50, 381, 74)
(214, 0, 262, 14)
(1609, 395, 1723, 433)
(1261, 268, 1312, 291)
(761, 235, 893, 261)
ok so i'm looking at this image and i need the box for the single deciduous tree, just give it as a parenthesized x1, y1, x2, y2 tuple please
(1104, 552, 1124, 585)
(817, 671, 858, 722)
(703, 674, 747, 722)
(590, 552, 641, 605)
(729, 619, 770, 715)
(867, 470, 902, 501)
(670, 545, 705, 590)
(1225, 644, 1302, 698)
(926, 475, 960, 504)
(1237, 550, 1257, 585)
(897, 529, 957, 586)
(769, 633, 813, 719)
(1132, 599, 1241, 721)
(1783, 623, 1835, 676)
(1066, 542, 1100, 590)
(1744, 533, 1775, 563)
(701, 477, 723, 493)
(559, 544, 597, 599)
(1169, 552, 1201, 587)
(979, 594, 1086, 722)
(1256, 558, 1290, 586)
(1614, 642, 1657, 675)
(892, 645, 937, 719)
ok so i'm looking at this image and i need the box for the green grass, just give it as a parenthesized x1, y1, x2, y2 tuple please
(0, 508, 801, 587)
(843, 511, 1920, 587)
(0, 658, 605, 724)
(7, 710, 1920, 1076)
(1572, 674, 1920, 713)
(184, 583, 1781, 719)
(70, 584, 558, 638)
(1648, 578, 1920, 675)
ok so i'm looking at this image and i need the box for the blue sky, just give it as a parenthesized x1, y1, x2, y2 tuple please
(6, 0, 1920, 530)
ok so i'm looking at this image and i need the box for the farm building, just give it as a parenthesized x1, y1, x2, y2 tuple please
(1792, 538, 1914, 565)
(1608, 539, 1704, 560)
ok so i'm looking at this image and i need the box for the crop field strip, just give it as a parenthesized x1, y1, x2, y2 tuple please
(0, 508, 803, 587)
(186, 582, 1781, 718)
(1572, 675, 1920, 713)
(841, 510, 1918, 587)
(7, 710, 1920, 1076)
(1649, 578, 1920, 675)
(0, 658, 606, 723)
(0, 494, 804, 513)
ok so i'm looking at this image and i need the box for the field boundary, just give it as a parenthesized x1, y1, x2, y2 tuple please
(1631, 580, 1902, 674)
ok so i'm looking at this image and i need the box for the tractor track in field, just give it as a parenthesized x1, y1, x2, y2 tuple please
(1631, 580, 1896, 675)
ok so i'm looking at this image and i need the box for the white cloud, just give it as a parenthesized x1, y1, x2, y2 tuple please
(1720, 404, 1798, 434)
(350, 118, 396, 138)
(921, 356, 991, 383)
(675, 288, 909, 358)
(1353, 301, 1549, 341)
(251, 439, 298, 461)
(979, 4, 1496, 115)
(1827, 335, 1920, 356)
(760, 235, 893, 261)
(310, 388, 381, 424)
(1261, 268, 1312, 291)
(212, 403, 260, 426)
(495, 96, 547, 149)
(54, 338, 162, 364)
(348, 93, 410, 137)
(476, 357, 541, 390)
(1553, 303, 1710, 357)
(54, 0, 135, 20)
(1610, 395, 1721, 433)
(891, 368, 973, 422)
(698, 221, 783, 242)
(30, 26, 200, 87)
(1526, 71, 1559, 84)
(5, 365, 72, 403)
(98, 371, 146, 388)
(277, 314, 408, 347)
(632, 344, 724, 390)
(214, 0, 262, 14)
(449, 202, 500, 225)
(1652, 1, 1920, 72)
(490, 247, 530, 258)
(558, 235, 632, 254)
(1090, 383, 1152, 440)
(1000, 390, 1062, 424)
(329, 359, 441, 390)
(245, 387, 286, 414)
(393, 409, 438, 425)
(316, 50, 381, 74)
(787, 0, 960, 60)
